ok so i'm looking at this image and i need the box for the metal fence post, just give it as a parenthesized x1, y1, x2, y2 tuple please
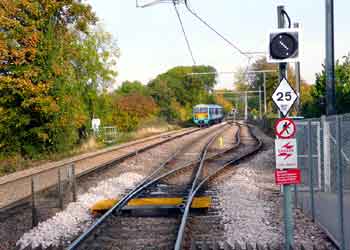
(335, 115, 345, 250)
(308, 120, 315, 221)
(135, 150, 138, 164)
(58, 167, 63, 210)
(71, 164, 77, 202)
(31, 176, 38, 228)
(322, 116, 331, 192)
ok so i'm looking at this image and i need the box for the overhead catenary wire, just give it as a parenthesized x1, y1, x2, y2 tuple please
(136, 0, 162, 8)
(172, 0, 196, 65)
(184, 0, 251, 60)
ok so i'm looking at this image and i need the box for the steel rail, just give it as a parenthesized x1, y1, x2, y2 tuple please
(0, 127, 202, 213)
(174, 123, 262, 250)
(67, 123, 230, 250)
(0, 128, 198, 186)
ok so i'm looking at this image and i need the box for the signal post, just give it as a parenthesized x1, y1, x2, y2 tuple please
(268, 5, 301, 250)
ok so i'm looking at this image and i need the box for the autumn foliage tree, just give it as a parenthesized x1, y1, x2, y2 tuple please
(0, 0, 118, 157)
(112, 93, 158, 132)
(214, 94, 233, 113)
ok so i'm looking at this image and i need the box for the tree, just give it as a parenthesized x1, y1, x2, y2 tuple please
(214, 94, 233, 113)
(307, 54, 350, 116)
(74, 25, 119, 121)
(148, 65, 218, 122)
(116, 80, 148, 96)
(238, 57, 313, 117)
(112, 93, 158, 132)
(0, 1, 118, 156)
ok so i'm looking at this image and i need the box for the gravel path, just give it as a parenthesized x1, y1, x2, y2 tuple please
(213, 125, 337, 249)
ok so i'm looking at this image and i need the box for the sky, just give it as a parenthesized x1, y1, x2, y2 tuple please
(86, 0, 350, 90)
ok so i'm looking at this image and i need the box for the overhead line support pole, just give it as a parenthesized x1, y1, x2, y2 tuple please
(325, 0, 336, 115)
(259, 87, 262, 119)
(294, 22, 301, 115)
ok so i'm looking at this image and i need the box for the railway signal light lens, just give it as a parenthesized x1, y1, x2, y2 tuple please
(267, 28, 300, 63)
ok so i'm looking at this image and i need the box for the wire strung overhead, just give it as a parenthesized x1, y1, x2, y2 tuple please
(172, 0, 196, 65)
(136, 0, 182, 8)
(136, 0, 252, 66)
(184, 0, 251, 60)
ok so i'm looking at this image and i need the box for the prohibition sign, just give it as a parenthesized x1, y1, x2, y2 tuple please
(274, 118, 296, 139)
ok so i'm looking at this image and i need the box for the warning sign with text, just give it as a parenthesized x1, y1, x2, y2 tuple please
(275, 138, 298, 169)
(275, 169, 301, 185)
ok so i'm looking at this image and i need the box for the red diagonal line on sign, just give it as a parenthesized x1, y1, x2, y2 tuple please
(278, 152, 293, 160)
(279, 121, 292, 136)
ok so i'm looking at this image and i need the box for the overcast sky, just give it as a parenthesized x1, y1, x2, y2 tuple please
(87, 0, 350, 89)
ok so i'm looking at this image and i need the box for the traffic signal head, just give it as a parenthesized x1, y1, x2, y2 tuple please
(267, 28, 300, 63)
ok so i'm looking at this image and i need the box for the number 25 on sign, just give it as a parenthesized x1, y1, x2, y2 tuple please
(272, 78, 298, 117)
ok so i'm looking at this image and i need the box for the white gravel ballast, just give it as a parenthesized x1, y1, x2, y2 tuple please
(217, 149, 280, 245)
(215, 137, 335, 249)
(16, 172, 144, 250)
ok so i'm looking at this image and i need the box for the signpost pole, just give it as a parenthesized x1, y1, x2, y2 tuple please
(277, 5, 294, 250)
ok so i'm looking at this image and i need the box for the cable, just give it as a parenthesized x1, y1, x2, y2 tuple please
(281, 9, 291, 28)
(172, 0, 196, 65)
(184, 0, 251, 60)
(136, 0, 162, 8)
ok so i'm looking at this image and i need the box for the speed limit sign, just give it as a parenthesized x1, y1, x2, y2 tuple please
(272, 78, 298, 117)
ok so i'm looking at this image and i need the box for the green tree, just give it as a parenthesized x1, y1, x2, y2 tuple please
(307, 54, 350, 116)
(237, 57, 313, 117)
(116, 80, 148, 96)
(148, 65, 218, 122)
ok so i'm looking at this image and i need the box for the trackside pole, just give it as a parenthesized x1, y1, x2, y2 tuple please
(263, 72, 267, 113)
(31, 176, 38, 228)
(283, 184, 293, 249)
(325, 0, 336, 115)
(71, 164, 77, 202)
(277, 6, 294, 250)
(259, 87, 262, 120)
(244, 91, 248, 120)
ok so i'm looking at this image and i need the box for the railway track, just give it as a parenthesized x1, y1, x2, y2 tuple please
(0, 127, 201, 212)
(3, 125, 232, 250)
(66, 122, 262, 250)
